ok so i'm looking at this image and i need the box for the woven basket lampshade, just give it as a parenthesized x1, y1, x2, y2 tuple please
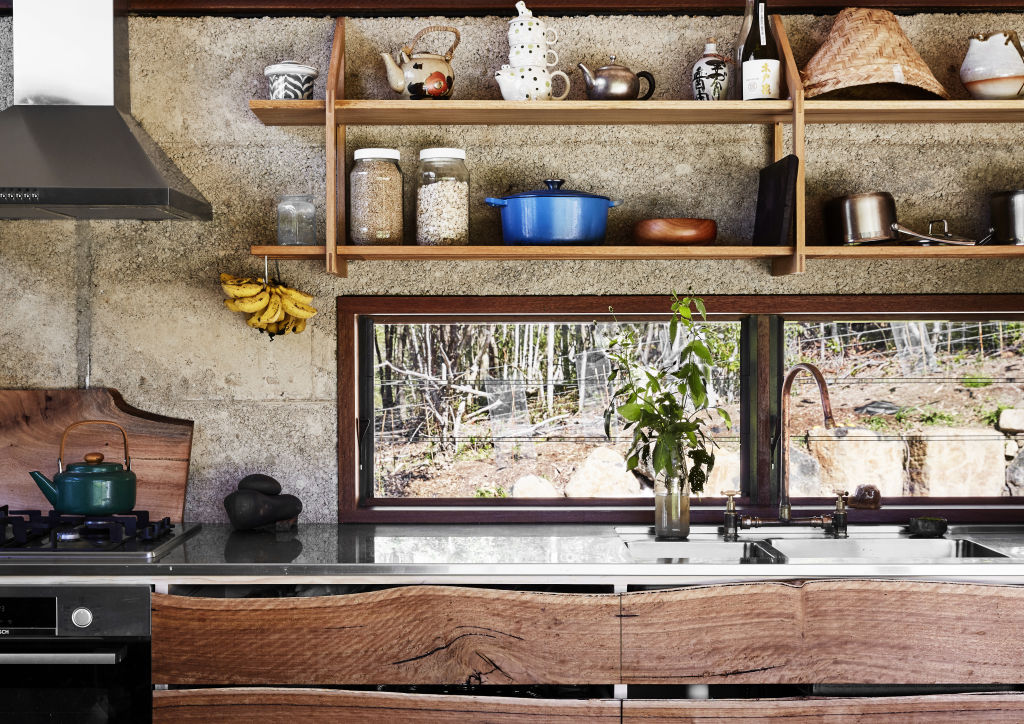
(802, 8, 949, 99)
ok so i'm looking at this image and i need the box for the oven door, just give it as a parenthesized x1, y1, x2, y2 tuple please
(0, 637, 151, 723)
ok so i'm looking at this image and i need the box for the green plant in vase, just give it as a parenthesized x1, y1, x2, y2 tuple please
(604, 295, 731, 539)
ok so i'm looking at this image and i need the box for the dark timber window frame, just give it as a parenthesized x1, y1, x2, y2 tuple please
(338, 294, 1024, 524)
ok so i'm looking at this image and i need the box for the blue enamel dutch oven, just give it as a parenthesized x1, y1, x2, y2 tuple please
(485, 179, 622, 245)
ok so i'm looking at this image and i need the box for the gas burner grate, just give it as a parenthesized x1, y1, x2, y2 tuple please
(0, 508, 174, 550)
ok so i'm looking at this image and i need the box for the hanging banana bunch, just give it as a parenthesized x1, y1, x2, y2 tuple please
(220, 273, 317, 338)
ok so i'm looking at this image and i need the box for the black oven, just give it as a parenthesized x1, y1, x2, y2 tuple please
(0, 585, 151, 723)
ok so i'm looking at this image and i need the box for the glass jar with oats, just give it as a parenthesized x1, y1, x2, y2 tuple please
(349, 148, 403, 245)
(416, 148, 469, 246)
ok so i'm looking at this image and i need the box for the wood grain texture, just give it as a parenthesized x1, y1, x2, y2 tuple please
(249, 100, 324, 125)
(152, 586, 621, 685)
(0, 389, 192, 521)
(771, 15, 805, 277)
(622, 580, 1024, 684)
(623, 694, 1024, 722)
(805, 100, 1024, 124)
(325, 17, 346, 276)
(154, 689, 619, 723)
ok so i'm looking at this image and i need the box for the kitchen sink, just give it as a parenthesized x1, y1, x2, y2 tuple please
(765, 537, 1008, 562)
(623, 539, 783, 564)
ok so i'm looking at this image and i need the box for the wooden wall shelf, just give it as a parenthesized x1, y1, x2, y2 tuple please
(805, 100, 1024, 124)
(252, 244, 793, 261)
(247, 15, 1024, 278)
(805, 245, 1024, 259)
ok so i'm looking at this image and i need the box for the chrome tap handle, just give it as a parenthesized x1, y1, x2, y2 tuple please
(830, 489, 849, 538)
(721, 489, 741, 541)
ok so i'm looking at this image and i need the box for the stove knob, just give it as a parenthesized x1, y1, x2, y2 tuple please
(71, 607, 93, 629)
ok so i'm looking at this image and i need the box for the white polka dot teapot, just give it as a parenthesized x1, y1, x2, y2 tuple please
(495, 2, 570, 101)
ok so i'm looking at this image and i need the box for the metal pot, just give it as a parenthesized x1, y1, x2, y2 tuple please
(485, 179, 621, 245)
(29, 420, 137, 515)
(987, 190, 1024, 245)
(825, 192, 975, 246)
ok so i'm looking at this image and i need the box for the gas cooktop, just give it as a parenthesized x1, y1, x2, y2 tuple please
(0, 506, 201, 561)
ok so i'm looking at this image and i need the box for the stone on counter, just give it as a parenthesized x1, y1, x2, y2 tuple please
(565, 447, 643, 497)
(907, 428, 1005, 497)
(511, 474, 560, 497)
(807, 427, 907, 497)
(998, 409, 1024, 434)
(237, 473, 283, 496)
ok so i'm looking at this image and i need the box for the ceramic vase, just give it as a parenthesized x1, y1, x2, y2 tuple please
(692, 39, 730, 101)
(960, 31, 1024, 100)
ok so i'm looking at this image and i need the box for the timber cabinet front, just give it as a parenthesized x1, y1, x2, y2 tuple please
(151, 581, 1024, 719)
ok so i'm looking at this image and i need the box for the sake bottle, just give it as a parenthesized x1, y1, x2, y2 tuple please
(740, 0, 782, 100)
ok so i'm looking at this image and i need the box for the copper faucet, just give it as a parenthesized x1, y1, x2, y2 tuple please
(779, 363, 836, 522)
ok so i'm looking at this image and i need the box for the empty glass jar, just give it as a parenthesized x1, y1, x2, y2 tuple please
(276, 194, 316, 246)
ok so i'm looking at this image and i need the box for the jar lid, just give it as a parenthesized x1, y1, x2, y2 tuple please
(264, 60, 318, 77)
(497, 179, 610, 201)
(420, 147, 466, 161)
(354, 148, 401, 161)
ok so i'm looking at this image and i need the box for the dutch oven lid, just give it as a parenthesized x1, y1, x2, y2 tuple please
(500, 179, 610, 201)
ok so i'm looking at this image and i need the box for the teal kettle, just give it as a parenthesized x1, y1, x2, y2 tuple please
(30, 420, 137, 515)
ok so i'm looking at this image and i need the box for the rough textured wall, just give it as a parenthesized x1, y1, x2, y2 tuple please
(1, 12, 1022, 521)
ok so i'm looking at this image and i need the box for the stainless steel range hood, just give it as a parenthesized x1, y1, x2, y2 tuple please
(0, 0, 212, 220)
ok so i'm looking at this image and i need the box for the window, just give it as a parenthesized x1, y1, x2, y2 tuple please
(339, 295, 1024, 523)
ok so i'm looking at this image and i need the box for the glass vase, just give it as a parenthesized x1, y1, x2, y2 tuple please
(654, 475, 691, 540)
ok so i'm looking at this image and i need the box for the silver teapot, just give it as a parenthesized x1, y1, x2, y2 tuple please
(578, 56, 655, 100)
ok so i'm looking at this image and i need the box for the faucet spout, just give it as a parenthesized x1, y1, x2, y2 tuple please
(779, 362, 834, 523)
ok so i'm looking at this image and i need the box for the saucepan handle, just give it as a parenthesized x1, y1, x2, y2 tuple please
(892, 222, 976, 246)
(485, 197, 507, 207)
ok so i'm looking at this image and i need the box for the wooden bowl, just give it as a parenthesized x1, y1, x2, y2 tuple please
(633, 218, 717, 245)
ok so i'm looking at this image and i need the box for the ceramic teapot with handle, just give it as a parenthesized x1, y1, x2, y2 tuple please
(29, 420, 137, 515)
(381, 25, 460, 100)
(578, 56, 655, 100)
(960, 31, 1024, 99)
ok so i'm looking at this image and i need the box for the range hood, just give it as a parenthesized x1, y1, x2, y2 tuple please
(0, 0, 212, 220)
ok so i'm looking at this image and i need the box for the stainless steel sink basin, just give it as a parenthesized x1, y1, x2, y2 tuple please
(623, 539, 783, 564)
(766, 537, 1008, 562)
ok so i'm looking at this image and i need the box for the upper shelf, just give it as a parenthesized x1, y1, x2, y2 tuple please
(250, 99, 794, 126)
(251, 99, 1024, 127)
(805, 100, 1024, 124)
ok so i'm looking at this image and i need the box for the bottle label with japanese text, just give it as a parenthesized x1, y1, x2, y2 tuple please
(742, 59, 781, 100)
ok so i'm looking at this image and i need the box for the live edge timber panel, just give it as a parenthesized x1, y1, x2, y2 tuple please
(621, 580, 1024, 684)
(154, 689, 619, 724)
(622, 694, 1024, 722)
(151, 587, 620, 685)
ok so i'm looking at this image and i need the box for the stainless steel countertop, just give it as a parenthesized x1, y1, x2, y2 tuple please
(4, 523, 1024, 585)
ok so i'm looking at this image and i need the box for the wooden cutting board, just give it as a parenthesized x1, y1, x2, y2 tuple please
(0, 389, 193, 522)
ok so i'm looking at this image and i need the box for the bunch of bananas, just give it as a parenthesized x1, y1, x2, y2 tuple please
(220, 273, 317, 338)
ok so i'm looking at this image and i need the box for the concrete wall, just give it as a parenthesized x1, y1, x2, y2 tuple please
(2, 12, 1023, 521)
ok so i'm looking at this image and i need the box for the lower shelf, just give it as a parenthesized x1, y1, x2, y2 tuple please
(250, 245, 794, 261)
(805, 245, 1024, 259)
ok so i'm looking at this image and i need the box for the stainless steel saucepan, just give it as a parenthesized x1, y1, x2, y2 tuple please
(825, 192, 976, 246)
(986, 190, 1024, 245)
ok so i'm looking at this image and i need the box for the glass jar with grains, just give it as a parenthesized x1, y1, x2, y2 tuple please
(349, 148, 404, 245)
(416, 148, 469, 246)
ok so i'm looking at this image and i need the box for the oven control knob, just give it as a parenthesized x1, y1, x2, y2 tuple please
(71, 607, 93, 629)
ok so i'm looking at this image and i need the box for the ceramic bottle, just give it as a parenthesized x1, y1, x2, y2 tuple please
(960, 31, 1024, 100)
(692, 38, 731, 101)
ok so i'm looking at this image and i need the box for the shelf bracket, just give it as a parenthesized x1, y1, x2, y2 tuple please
(325, 17, 348, 278)
(770, 14, 806, 277)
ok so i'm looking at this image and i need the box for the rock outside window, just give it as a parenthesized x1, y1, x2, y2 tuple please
(350, 148, 404, 245)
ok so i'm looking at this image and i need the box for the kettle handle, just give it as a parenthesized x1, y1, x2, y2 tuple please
(58, 420, 131, 474)
(637, 71, 656, 100)
(403, 25, 461, 61)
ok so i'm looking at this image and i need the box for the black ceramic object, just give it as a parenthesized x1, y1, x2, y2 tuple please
(224, 489, 302, 531)
(238, 473, 282, 496)
(224, 530, 303, 563)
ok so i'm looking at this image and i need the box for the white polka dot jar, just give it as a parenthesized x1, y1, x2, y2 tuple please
(507, 1, 558, 46)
